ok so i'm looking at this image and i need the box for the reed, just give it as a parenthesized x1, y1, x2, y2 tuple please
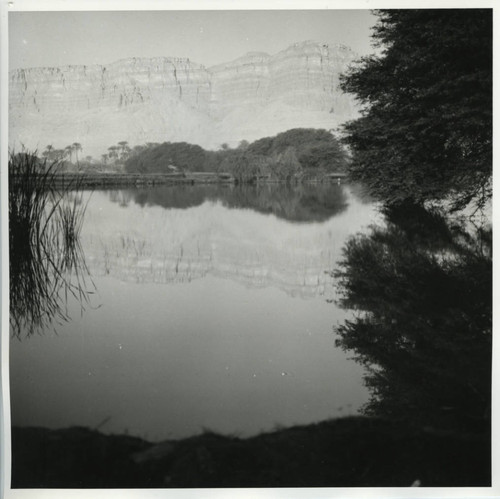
(9, 151, 95, 338)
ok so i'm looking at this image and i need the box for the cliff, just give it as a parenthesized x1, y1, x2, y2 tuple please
(9, 41, 359, 157)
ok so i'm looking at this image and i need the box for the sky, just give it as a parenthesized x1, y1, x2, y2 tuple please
(9, 9, 378, 70)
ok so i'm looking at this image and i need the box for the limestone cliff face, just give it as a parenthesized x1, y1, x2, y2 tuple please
(9, 41, 359, 157)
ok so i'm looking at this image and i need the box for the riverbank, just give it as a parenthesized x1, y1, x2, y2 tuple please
(9, 172, 348, 189)
(11, 416, 490, 488)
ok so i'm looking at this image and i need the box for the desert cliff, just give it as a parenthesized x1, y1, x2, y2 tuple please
(9, 41, 359, 157)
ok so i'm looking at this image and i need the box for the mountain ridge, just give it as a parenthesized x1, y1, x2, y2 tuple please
(9, 41, 360, 158)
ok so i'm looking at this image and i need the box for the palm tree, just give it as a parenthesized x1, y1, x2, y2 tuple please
(107, 146, 119, 162)
(52, 149, 65, 161)
(118, 140, 128, 152)
(72, 143, 82, 163)
(117, 141, 131, 161)
(42, 144, 54, 160)
(64, 145, 73, 162)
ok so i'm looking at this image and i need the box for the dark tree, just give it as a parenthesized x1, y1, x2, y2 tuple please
(297, 141, 347, 171)
(247, 136, 274, 156)
(125, 142, 208, 173)
(124, 129, 349, 176)
(333, 203, 492, 432)
(247, 128, 349, 172)
(340, 9, 492, 209)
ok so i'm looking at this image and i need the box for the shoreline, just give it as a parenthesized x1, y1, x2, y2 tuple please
(9, 172, 349, 189)
(11, 416, 490, 488)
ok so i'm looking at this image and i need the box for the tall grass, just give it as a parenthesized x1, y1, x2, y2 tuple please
(9, 151, 95, 338)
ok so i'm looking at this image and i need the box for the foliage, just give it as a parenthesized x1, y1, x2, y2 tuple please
(219, 150, 273, 182)
(125, 141, 208, 173)
(248, 128, 348, 172)
(333, 202, 491, 432)
(123, 128, 349, 179)
(272, 147, 303, 181)
(9, 151, 95, 338)
(297, 141, 347, 171)
(247, 136, 274, 156)
(340, 9, 492, 209)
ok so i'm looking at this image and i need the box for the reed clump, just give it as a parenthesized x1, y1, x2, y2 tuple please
(9, 150, 94, 338)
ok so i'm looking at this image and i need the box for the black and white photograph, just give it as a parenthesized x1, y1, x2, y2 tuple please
(1, 0, 495, 495)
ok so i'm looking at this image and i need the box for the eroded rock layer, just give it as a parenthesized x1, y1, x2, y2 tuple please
(9, 41, 359, 157)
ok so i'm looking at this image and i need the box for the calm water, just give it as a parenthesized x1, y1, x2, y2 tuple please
(10, 183, 380, 441)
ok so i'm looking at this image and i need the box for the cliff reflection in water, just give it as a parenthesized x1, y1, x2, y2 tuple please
(334, 202, 492, 434)
(83, 183, 372, 299)
(11, 182, 374, 443)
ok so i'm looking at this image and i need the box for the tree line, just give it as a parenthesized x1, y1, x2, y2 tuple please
(37, 128, 349, 180)
(123, 128, 349, 181)
(40, 140, 134, 172)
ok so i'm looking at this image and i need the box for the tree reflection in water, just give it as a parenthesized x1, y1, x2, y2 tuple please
(9, 152, 96, 339)
(333, 202, 491, 434)
(114, 182, 350, 223)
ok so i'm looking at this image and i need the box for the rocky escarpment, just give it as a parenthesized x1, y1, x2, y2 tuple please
(9, 41, 359, 157)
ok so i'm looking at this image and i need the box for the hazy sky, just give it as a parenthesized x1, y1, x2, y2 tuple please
(9, 10, 378, 70)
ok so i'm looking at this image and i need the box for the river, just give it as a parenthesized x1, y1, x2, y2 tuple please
(10, 182, 381, 441)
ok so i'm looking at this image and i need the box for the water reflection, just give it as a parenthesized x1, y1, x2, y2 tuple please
(334, 202, 492, 433)
(82, 184, 375, 299)
(112, 183, 349, 223)
(10, 183, 376, 440)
